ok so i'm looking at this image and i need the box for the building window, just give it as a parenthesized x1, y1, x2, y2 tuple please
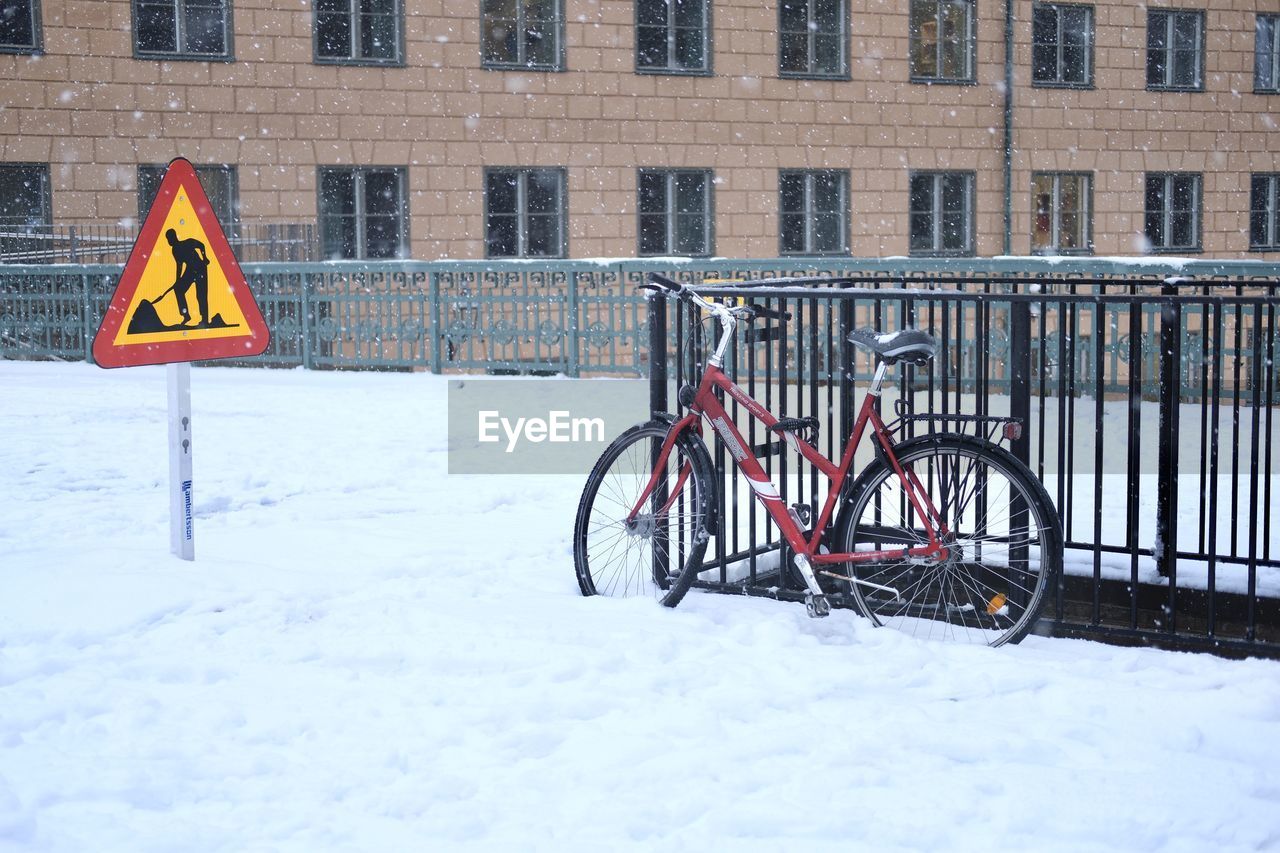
(909, 172, 974, 256)
(1031, 173, 1091, 255)
(1146, 9, 1203, 91)
(0, 163, 51, 262)
(779, 0, 846, 78)
(1032, 4, 1092, 86)
(1250, 174, 1280, 251)
(315, 0, 402, 65)
(910, 0, 974, 82)
(779, 170, 848, 255)
(485, 168, 566, 258)
(637, 170, 713, 256)
(318, 167, 407, 259)
(0, 0, 41, 53)
(1257, 14, 1280, 93)
(482, 0, 563, 70)
(1144, 173, 1200, 252)
(138, 164, 239, 227)
(134, 0, 231, 59)
(636, 0, 709, 74)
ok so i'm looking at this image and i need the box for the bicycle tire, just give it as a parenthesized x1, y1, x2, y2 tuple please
(573, 421, 714, 607)
(833, 433, 1061, 646)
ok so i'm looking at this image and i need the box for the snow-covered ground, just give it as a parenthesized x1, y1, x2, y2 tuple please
(2, 361, 1279, 852)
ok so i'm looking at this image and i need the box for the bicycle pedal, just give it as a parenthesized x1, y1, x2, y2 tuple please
(790, 503, 812, 526)
(804, 592, 831, 619)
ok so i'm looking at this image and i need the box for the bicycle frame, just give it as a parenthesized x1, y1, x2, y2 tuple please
(627, 359, 951, 571)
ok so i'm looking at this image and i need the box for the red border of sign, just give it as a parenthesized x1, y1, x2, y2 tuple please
(92, 158, 271, 368)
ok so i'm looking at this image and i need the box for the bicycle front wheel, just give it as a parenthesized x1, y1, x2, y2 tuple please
(834, 434, 1061, 646)
(573, 421, 713, 607)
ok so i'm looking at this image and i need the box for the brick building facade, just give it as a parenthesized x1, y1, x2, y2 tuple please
(1, 0, 1278, 260)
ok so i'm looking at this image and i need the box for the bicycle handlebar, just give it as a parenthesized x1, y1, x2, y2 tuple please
(641, 273, 792, 323)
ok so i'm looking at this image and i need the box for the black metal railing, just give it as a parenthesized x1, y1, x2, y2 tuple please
(650, 275, 1279, 657)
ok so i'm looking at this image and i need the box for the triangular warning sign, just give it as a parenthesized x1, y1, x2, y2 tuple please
(93, 158, 270, 368)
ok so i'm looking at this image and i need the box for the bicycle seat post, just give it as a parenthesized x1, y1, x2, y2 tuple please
(868, 361, 889, 396)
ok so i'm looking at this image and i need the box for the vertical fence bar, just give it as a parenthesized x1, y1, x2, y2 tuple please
(1009, 298, 1032, 469)
(567, 274, 580, 377)
(300, 273, 313, 370)
(1155, 286, 1181, 634)
(429, 271, 441, 374)
(648, 291, 667, 416)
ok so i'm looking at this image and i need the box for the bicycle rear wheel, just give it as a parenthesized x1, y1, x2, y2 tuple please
(573, 422, 713, 607)
(834, 434, 1061, 646)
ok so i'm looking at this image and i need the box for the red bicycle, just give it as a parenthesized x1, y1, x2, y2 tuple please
(573, 274, 1062, 646)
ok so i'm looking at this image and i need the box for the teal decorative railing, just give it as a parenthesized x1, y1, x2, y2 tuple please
(1, 259, 1277, 399)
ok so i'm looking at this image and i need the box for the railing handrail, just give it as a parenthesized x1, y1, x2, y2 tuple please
(3, 256, 1280, 280)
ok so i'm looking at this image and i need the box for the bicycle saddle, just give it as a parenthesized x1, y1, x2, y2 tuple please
(847, 328, 938, 365)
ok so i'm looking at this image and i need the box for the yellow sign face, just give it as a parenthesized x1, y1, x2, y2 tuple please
(112, 180, 252, 346)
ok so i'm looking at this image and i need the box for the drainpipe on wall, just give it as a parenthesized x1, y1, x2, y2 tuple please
(1003, 0, 1015, 255)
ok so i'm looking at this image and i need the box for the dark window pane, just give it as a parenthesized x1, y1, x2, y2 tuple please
(361, 13, 398, 59)
(526, 214, 559, 256)
(813, 34, 841, 73)
(525, 0, 557, 21)
(674, 27, 704, 68)
(1249, 210, 1267, 247)
(637, 26, 666, 67)
(674, 0, 701, 29)
(184, 5, 225, 54)
(0, 0, 36, 47)
(1258, 17, 1277, 89)
(1172, 13, 1197, 51)
(674, 173, 705, 214)
(813, 213, 843, 252)
(941, 213, 966, 249)
(487, 215, 517, 256)
(1032, 42, 1057, 81)
(526, 171, 561, 214)
(780, 174, 804, 213)
(1170, 212, 1193, 247)
(137, 2, 177, 53)
(780, 0, 808, 33)
(1171, 175, 1196, 211)
(322, 216, 358, 259)
(317, 12, 352, 57)
(639, 213, 666, 254)
(1172, 48, 1198, 87)
(637, 0, 666, 27)
(909, 175, 932, 213)
(524, 20, 556, 66)
(779, 33, 807, 73)
(1032, 6, 1056, 46)
(1061, 44, 1087, 81)
(674, 213, 705, 254)
(482, 0, 518, 63)
(638, 173, 665, 214)
(911, 0, 938, 76)
(486, 172, 518, 214)
(941, 175, 966, 212)
(363, 172, 399, 216)
(812, 173, 842, 213)
(365, 216, 400, 258)
(1063, 7, 1089, 46)
(321, 170, 357, 216)
(909, 212, 934, 250)
(815, 0, 840, 32)
(780, 213, 806, 252)
(0, 164, 49, 223)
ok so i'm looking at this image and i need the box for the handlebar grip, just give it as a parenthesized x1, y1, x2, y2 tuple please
(647, 273, 683, 292)
(749, 303, 792, 322)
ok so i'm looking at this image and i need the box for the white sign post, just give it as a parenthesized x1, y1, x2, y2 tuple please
(168, 362, 194, 560)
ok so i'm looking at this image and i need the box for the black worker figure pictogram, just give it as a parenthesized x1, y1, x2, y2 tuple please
(127, 227, 238, 335)
(167, 228, 210, 327)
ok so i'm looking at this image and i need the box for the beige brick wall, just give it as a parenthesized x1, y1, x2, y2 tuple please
(1, 0, 1277, 259)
